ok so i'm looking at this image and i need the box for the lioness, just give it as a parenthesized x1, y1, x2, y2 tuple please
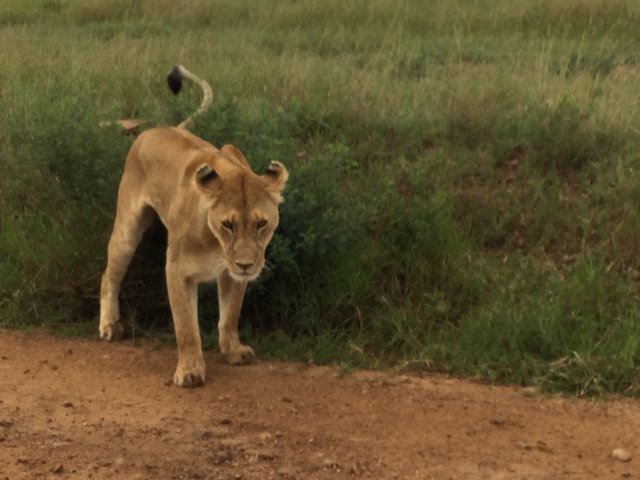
(99, 65, 288, 387)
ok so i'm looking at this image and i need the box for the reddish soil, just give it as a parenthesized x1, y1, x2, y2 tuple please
(1, 329, 639, 480)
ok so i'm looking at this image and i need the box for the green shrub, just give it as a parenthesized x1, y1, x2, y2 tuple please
(509, 98, 619, 172)
(3, 0, 640, 397)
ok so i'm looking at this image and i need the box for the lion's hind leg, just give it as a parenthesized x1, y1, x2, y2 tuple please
(99, 202, 155, 341)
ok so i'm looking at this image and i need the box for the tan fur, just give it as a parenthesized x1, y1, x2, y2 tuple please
(99, 75, 287, 387)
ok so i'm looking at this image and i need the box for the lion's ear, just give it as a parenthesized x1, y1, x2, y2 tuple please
(195, 164, 218, 186)
(263, 161, 288, 202)
(221, 144, 251, 170)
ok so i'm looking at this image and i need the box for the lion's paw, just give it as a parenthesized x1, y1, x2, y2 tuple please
(174, 371, 205, 388)
(99, 322, 124, 341)
(173, 362, 205, 388)
(223, 345, 256, 366)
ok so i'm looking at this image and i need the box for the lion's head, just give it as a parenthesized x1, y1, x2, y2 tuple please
(194, 144, 288, 282)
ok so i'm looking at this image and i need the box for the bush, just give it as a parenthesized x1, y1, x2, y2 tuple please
(1, 79, 132, 326)
(501, 98, 620, 173)
(4, 0, 640, 397)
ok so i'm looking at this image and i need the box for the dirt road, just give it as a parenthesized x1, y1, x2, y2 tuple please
(0, 329, 638, 479)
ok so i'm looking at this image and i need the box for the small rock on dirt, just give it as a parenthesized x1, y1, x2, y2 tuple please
(211, 449, 233, 465)
(256, 450, 277, 461)
(490, 418, 506, 427)
(612, 448, 632, 462)
(515, 440, 552, 453)
(277, 466, 297, 478)
(322, 458, 340, 469)
(52, 464, 64, 474)
(0, 420, 13, 428)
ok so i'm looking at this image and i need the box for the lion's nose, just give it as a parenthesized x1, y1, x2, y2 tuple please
(235, 260, 255, 271)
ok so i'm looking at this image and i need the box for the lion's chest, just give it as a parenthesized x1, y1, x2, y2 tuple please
(186, 255, 227, 283)
(168, 241, 227, 284)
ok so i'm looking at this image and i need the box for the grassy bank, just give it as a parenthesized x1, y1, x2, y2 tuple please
(2, 0, 640, 396)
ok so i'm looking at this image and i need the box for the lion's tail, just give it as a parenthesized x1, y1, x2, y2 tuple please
(166, 65, 213, 130)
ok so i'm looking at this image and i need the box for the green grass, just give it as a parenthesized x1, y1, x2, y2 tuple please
(2, 0, 640, 396)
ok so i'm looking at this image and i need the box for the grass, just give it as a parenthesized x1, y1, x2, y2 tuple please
(2, 0, 640, 396)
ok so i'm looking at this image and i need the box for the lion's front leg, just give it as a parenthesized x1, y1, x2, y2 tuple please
(217, 270, 255, 365)
(166, 262, 205, 387)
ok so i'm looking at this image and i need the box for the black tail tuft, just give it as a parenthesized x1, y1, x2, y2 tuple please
(166, 65, 183, 95)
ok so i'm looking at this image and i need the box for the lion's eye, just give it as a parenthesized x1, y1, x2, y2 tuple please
(256, 219, 267, 230)
(221, 220, 234, 231)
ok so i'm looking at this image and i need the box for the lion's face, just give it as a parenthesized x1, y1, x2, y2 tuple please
(195, 146, 288, 282)
(207, 183, 281, 282)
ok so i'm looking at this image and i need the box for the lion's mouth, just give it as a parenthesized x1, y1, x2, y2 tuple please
(229, 270, 261, 282)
